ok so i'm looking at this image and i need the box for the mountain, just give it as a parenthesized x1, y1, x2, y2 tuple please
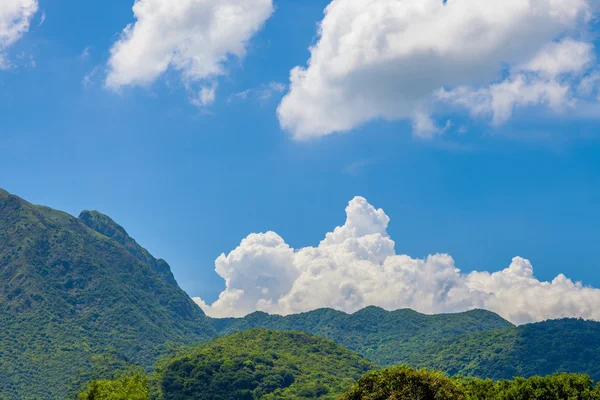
(406, 318, 600, 381)
(4, 188, 600, 398)
(213, 306, 514, 366)
(152, 329, 375, 399)
(214, 308, 600, 381)
(0, 189, 215, 399)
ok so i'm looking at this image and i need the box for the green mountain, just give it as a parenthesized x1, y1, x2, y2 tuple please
(0, 189, 215, 399)
(213, 306, 514, 366)
(214, 308, 600, 381)
(152, 329, 375, 400)
(4, 188, 600, 398)
(406, 318, 600, 381)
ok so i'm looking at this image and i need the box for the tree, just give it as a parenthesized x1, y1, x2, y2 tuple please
(341, 366, 466, 400)
(461, 373, 600, 400)
(77, 372, 148, 400)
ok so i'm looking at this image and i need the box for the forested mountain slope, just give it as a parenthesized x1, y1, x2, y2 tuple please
(406, 318, 600, 381)
(3, 188, 600, 398)
(0, 189, 215, 399)
(215, 307, 600, 381)
(213, 306, 514, 366)
(152, 329, 375, 400)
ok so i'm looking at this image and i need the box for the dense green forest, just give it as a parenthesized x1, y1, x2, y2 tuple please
(213, 307, 600, 381)
(342, 366, 600, 400)
(77, 356, 600, 400)
(0, 189, 215, 399)
(214, 307, 513, 366)
(3, 189, 600, 399)
(405, 319, 600, 381)
(151, 329, 374, 399)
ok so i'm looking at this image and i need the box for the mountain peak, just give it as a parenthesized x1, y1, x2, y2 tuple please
(79, 210, 131, 245)
(79, 210, 178, 285)
(0, 190, 214, 399)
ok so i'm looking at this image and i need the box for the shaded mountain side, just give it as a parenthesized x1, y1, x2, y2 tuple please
(0, 189, 215, 400)
(78, 210, 177, 285)
(406, 319, 600, 381)
(152, 329, 376, 400)
(212, 306, 514, 366)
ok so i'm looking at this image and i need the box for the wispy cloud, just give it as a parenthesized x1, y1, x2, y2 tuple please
(343, 158, 376, 176)
(82, 66, 103, 88)
(230, 81, 287, 103)
(79, 46, 91, 61)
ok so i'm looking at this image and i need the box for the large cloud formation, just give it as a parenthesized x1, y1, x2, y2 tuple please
(277, 0, 599, 139)
(0, 0, 38, 68)
(106, 0, 273, 101)
(195, 197, 600, 325)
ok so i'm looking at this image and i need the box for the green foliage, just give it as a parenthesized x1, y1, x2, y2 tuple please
(341, 366, 466, 400)
(406, 319, 600, 381)
(153, 329, 375, 400)
(218, 308, 600, 382)
(461, 373, 600, 400)
(78, 372, 149, 400)
(342, 367, 600, 400)
(215, 306, 513, 367)
(5, 188, 600, 398)
(0, 189, 215, 399)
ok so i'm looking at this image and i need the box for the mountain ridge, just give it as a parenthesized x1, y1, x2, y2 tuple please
(212, 304, 514, 367)
(3, 188, 600, 398)
(0, 189, 215, 399)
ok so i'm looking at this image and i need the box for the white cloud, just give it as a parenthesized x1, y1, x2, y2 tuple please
(0, 0, 38, 65)
(79, 46, 91, 61)
(195, 196, 600, 325)
(438, 39, 593, 124)
(191, 85, 217, 107)
(106, 0, 274, 104)
(578, 72, 600, 100)
(521, 39, 593, 78)
(277, 0, 597, 140)
(231, 81, 287, 103)
(82, 66, 103, 88)
(439, 76, 572, 125)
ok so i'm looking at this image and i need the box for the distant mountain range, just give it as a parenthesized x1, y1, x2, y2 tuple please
(1, 189, 600, 399)
(215, 306, 600, 382)
(214, 306, 512, 367)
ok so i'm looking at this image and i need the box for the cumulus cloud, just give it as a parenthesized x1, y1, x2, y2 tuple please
(0, 0, 38, 67)
(277, 0, 598, 140)
(195, 197, 600, 325)
(438, 39, 594, 124)
(106, 0, 273, 104)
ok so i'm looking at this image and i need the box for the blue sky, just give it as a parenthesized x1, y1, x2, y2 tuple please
(1, 0, 600, 320)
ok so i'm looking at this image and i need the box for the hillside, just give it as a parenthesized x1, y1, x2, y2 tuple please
(0, 189, 215, 399)
(213, 306, 514, 366)
(215, 308, 600, 381)
(152, 329, 375, 399)
(4, 188, 600, 398)
(406, 319, 600, 381)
